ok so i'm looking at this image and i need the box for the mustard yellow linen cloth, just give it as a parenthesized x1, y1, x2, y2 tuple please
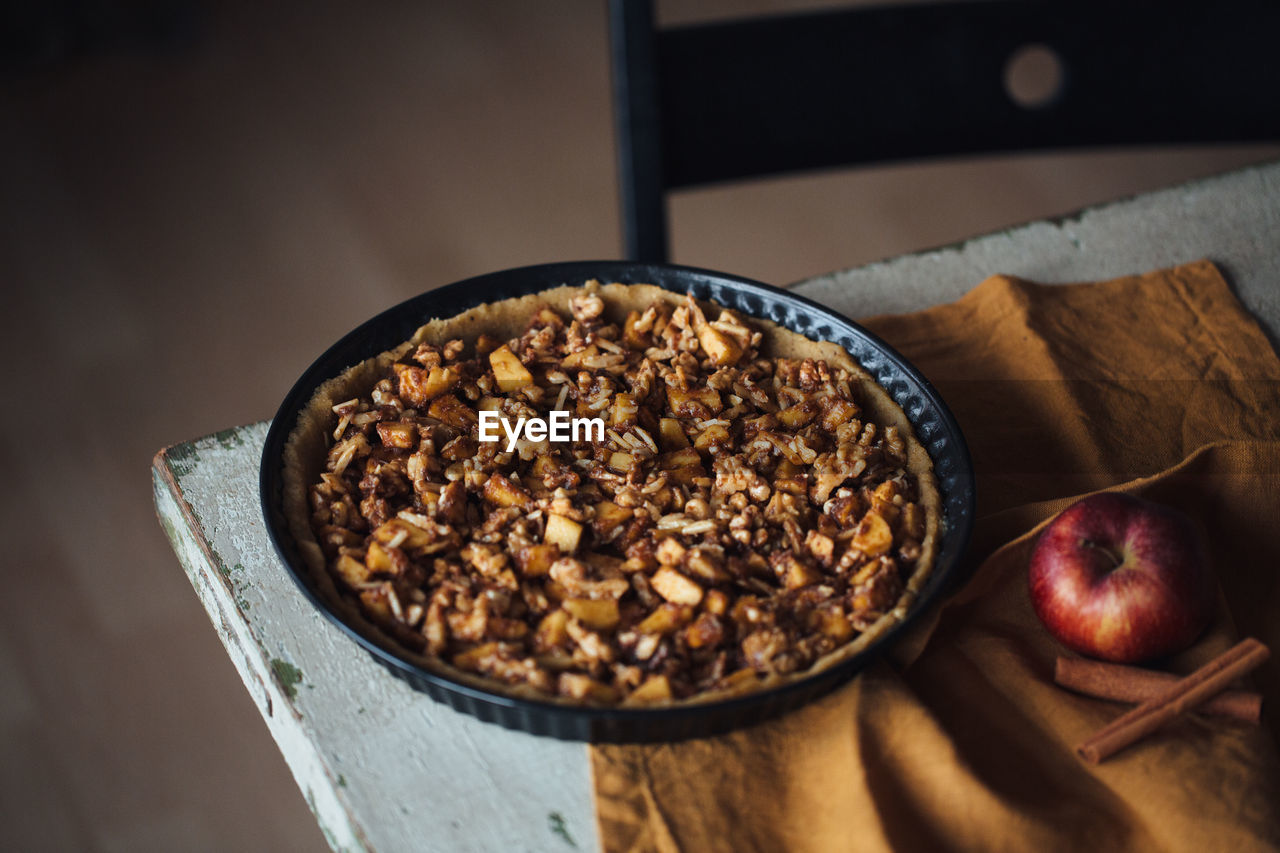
(591, 260, 1280, 852)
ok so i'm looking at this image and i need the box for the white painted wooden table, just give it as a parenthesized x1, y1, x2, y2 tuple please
(153, 161, 1280, 853)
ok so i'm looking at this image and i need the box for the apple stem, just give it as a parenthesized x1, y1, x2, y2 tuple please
(1081, 538, 1125, 570)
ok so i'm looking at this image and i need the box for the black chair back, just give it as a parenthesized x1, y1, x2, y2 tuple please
(610, 0, 1280, 262)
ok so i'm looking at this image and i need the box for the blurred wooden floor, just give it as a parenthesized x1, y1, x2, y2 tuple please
(0, 1, 1275, 849)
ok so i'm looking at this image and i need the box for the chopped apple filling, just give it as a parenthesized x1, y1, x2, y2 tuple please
(306, 284, 930, 705)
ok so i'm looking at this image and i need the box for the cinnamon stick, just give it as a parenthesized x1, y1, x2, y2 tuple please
(1076, 638, 1270, 764)
(1055, 656, 1262, 724)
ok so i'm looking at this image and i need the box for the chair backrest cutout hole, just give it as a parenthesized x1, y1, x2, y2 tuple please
(1004, 43, 1063, 109)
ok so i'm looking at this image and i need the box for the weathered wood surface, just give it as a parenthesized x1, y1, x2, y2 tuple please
(153, 424, 597, 853)
(154, 161, 1278, 852)
(795, 161, 1280, 345)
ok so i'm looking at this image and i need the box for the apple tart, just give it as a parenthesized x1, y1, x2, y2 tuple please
(282, 281, 940, 705)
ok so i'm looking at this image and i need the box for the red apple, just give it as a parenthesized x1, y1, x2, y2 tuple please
(1028, 492, 1214, 663)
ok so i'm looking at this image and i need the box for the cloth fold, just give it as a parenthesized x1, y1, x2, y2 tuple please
(591, 260, 1280, 852)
